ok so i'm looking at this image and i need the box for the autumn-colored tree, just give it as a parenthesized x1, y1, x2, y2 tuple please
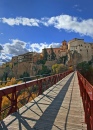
(6, 77, 16, 86)
(39, 53, 44, 60)
(37, 65, 51, 75)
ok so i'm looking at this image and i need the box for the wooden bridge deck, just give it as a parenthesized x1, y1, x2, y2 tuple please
(0, 72, 87, 130)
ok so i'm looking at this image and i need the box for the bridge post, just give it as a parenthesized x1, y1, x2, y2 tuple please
(38, 80, 42, 95)
(85, 94, 91, 130)
(54, 75, 56, 84)
(0, 96, 2, 120)
(7, 87, 17, 115)
(90, 100, 93, 130)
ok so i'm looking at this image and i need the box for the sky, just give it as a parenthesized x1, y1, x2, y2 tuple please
(0, 0, 93, 65)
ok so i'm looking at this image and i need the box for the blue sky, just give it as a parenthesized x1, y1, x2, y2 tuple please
(0, 0, 93, 64)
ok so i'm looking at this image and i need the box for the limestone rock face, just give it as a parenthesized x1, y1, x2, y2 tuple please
(67, 50, 82, 67)
(45, 60, 57, 69)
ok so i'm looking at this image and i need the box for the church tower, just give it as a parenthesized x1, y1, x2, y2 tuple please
(61, 40, 68, 51)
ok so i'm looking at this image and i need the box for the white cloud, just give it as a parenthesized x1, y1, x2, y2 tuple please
(0, 14, 93, 38)
(30, 43, 47, 52)
(41, 15, 93, 38)
(1, 17, 40, 26)
(2, 39, 28, 55)
(0, 39, 30, 64)
(29, 42, 61, 52)
(0, 53, 11, 65)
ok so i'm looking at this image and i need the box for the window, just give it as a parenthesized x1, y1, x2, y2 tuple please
(85, 46, 86, 48)
(80, 49, 82, 51)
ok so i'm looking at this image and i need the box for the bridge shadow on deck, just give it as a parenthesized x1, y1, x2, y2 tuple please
(0, 73, 74, 130)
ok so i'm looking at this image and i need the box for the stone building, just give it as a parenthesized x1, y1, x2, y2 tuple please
(59, 40, 68, 57)
(67, 38, 93, 66)
(11, 56, 18, 67)
(1, 38, 93, 78)
(42, 40, 68, 60)
(11, 52, 41, 78)
(12, 52, 40, 65)
(18, 52, 34, 63)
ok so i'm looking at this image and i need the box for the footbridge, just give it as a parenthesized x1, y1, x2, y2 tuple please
(0, 71, 93, 129)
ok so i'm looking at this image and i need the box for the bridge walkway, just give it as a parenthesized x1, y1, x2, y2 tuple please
(0, 72, 87, 130)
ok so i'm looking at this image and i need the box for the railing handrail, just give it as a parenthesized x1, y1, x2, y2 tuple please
(0, 73, 52, 84)
(77, 71, 93, 130)
(0, 70, 73, 120)
(77, 71, 93, 100)
(0, 72, 69, 90)
(0, 72, 66, 85)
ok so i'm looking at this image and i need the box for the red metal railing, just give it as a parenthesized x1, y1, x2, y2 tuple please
(77, 71, 93, 130)
(0, 70, 72, 120)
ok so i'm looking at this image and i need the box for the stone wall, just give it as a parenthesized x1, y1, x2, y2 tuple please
(45, 60, 57, 69)
(12, 61, 42, 78)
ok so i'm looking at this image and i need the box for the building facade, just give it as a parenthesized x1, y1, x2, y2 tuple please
(1, 38, 93, 78)
(68, 38, 93, 63)
(42, 40, 68, 61)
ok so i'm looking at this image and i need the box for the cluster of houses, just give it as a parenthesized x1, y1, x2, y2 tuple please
(0, 38, 93, 78)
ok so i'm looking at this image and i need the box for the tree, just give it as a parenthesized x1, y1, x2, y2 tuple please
(36, 59, 45, 65)
(51, 47, 56, 60)
(76, 61, 93, 85)
(20, 72, 30, 82)
(2, 66, 13, 81)
(58, 55, 68, 64)
(2, 72, 8, 81)
(43, 48, 48, 61)
(52, 64, 59, 74)
(6, 77, 16, 86)
(52, 64, 67, 74)
(37, 65, 51, 76)
(20, 72, 30, 78)
(63, 55, 68, 64)
(77, 61, 90, 76)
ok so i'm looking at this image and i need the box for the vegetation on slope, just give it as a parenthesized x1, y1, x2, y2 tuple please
(77, 60, 93, 85)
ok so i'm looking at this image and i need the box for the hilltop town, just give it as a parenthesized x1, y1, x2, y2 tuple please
(0, 38, 93, 80)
